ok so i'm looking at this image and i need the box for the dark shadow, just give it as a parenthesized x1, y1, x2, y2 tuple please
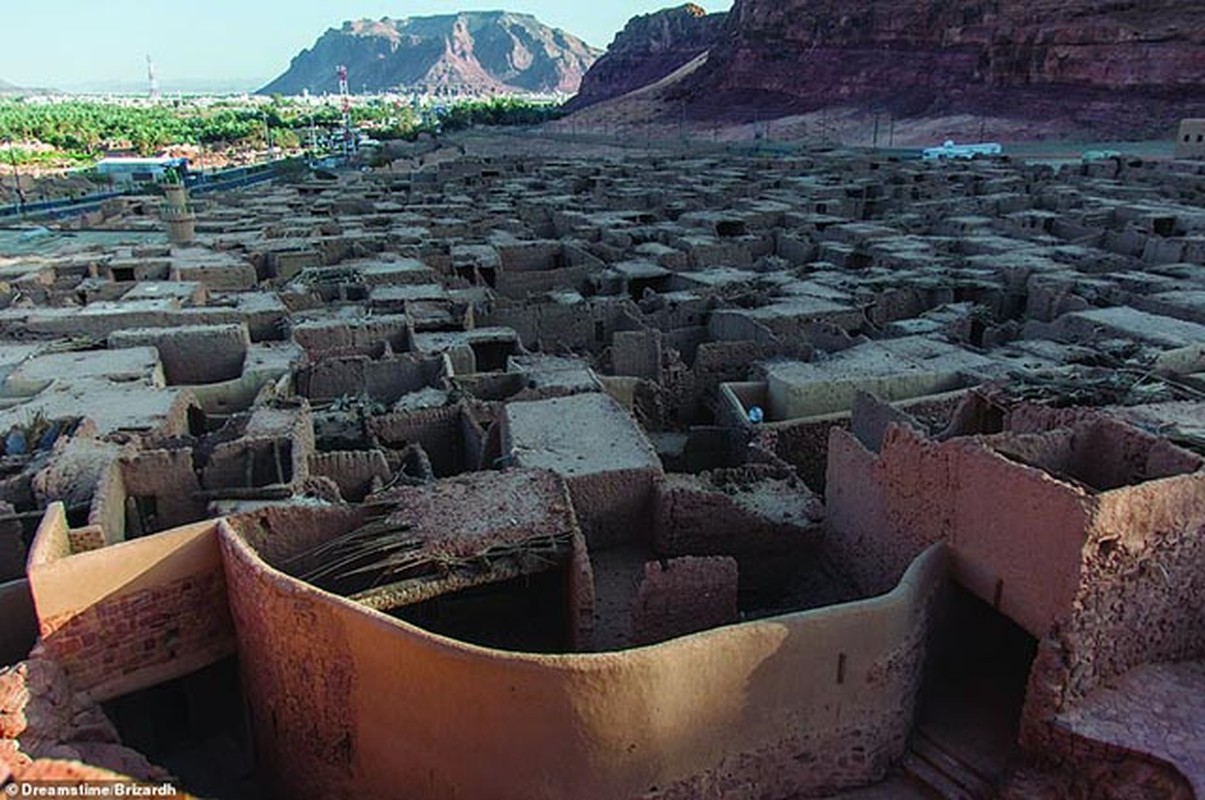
(103, 656, 261, 799)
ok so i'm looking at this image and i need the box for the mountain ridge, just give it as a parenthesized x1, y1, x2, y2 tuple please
(260, 12, 601, 97)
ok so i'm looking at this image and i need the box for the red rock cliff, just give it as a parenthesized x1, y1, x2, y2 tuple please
(676, 0, 1205, 134)
(566, 4, 728, 111)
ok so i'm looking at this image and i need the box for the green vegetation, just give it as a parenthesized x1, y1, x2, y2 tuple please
(435, 97, 564, 133)
(0, 147, 92, 167)
(0, 96, 564, 162)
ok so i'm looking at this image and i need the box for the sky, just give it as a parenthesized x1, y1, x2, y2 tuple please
(0, 1, 732, 92)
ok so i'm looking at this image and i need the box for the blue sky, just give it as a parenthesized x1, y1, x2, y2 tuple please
(0, 1, 731, 90)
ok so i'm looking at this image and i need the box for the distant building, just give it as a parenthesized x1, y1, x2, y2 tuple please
(95, 156, 189, 186)
(1175, 119, 1205, 159)
(922, 140, 1003, 160)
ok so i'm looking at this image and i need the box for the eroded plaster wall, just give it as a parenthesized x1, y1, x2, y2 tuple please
(825, 425, 1090, 638)
(220, 522, 947, 800)
(1023, 471, 1205, 753)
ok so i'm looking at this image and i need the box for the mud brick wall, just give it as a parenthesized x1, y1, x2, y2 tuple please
(225, 504, 364, 572)
(362, 356, 443, 405)
(292, 318, 409, 356)
(653, 471, 823, 557)
(653, 469, 824, 602)
(172, 263, 258, 292)
(369, 405, 469, 478)
(39, 567, 233, 701)
(109, 324, 250, 386)
(496, 265, 590, 299)
(27, 512, 236, 702)
(1019, 727, 1195, 800)
(220, 518, 948, 800)
(295, 354, 441, 403)
(87, 460, 127, 546)
(693, 341, 764, 399)
(220, 523, 360, 795)
(309, 451, 391, 503)
(481, 299, 626, 355)
(120, 448, 206, 530)
(825, 425, 1091, 637)
(66, 526, 105, 554)
(203, 437, 298, 490)
(294, 358, 366, 402)
(632, 557, 738, 646)
(662, 326, 707, 366)
(564, 467, 659, 549)
(1021, 473, 1205, 754)
(566, 536, 595, 652)
(755, 416, 851, 494)
(460, 411, 485, 472)
(612, 330, 662, 382)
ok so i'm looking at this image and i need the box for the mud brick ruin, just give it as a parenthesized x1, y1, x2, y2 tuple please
(0, 138, 1202, 799)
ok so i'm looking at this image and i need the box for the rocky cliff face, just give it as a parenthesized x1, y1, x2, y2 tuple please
(566, 4, 728, 111)
(673, 0, 1205, 133)
(260, 13, 601, 96)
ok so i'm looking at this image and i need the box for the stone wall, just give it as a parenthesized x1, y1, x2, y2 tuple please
(26, 508, 235, 702)
(220, 519, 948, 800)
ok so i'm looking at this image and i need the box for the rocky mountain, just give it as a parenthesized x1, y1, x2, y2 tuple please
(671, 0, 1205, 132)
(566, 4, 727, 111)
(260, 12, 601, 97)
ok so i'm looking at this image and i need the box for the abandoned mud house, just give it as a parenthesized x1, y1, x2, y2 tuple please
(0, 139, 1202, 799)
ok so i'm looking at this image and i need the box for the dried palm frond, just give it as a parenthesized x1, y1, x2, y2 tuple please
(282, 514, 572, 602)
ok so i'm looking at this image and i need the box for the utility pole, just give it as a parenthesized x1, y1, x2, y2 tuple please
(5, 137, 24, 216)
(261, 110, 271, 162)
(147, 55, 160, 101)
(338, 65, 353, 158)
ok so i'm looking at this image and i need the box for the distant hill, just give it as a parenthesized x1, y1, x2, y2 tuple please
(260, 12, 602, 97)
(0, 79, 21, 93)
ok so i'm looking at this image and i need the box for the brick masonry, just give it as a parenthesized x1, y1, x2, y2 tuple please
(38, 567, 234, 699)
